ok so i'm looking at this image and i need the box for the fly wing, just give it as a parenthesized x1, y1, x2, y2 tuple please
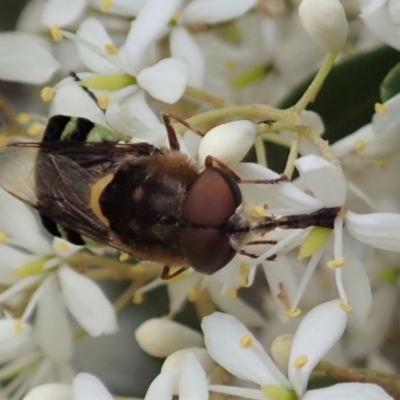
(0, 144, 131, 252)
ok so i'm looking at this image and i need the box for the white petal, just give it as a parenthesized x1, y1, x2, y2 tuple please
(198, 121, 256, 166)
(202, 312, 289, 387)
(88, 0, 145, 16)
(22, 383, 72, 400)
(0, 319, 32, 358)
(58, 266, 118, 336)
(288, 300, 347, 396)
(137, 58, 188, 103)
(162, 348, 214, 375)
(52, 237, 82, 259)
(179, 353, 209, 400)
(182, 0, 256, 24)
(35, 276, 73, 360)
(76, 18, 120, 74)
(346, 211, 400, 251)
(123, 0, 181, 71)
(41, 0, 86, 27)
(73, 373, 113, 400)
(361, 0, 400, 51)
(50, 83, 107, 125)
(135, 318, 204, 358)
(0, 32, 59, 84)
(209, 385, 263, 399)
(294, 155, 346, 206)
(145, 372, 174, 400)
(303, 383, 394, 400)
(170, 27, 204, 88)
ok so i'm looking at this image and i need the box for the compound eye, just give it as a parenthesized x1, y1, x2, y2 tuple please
(182, 168, 242, 228)
(180, 227, 236, 274)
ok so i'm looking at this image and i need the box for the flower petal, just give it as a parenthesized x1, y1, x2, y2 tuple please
(170, 27, 204, 88)
(182, 0, 256, 24)
(179, 353, 209, 400)
(58, 266, 118, 336)
(144, 372, 174, 400)
(202, 312, 289, 387)
(41, 0, 86, 27)
(303, 382, 393, 400)
(0, 32, 59, 84)
(346, 211, 400, 251)
(73, 373, 113, 400)
(22, 383, 72, 400)
(137, 57, 188, 103)
(295, 155, 346, 206)
(288, 300, 347, 396)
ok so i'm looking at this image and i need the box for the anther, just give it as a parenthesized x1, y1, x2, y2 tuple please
(339, 300, 352, 312)
(327, 257, 345, 269)
(50, 24, 63, 41)
(374, 102, 387, 114)
(239, 334, 253, 348)
(104, 43, 119, 55)
(41, 87, 54, 102)
(293, 355, 308, 368)
(286, 308, 301, 318)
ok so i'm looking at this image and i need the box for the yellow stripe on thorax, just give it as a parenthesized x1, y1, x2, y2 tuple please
(90, 173, 114, 226)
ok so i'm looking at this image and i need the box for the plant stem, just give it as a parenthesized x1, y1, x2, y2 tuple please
(284, 132, 300, 178)
(185, 86, 231, 108)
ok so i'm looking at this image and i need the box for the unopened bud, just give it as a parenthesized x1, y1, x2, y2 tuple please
(198, 120, 256, 166)
(21, 383, 71, 400)
(298, 0, 348, 53)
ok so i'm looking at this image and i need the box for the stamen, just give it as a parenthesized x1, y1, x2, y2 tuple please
(119, 252, 129, 262)
(374, 102, 387, 114)
(16, 113, 31, 124)
(55, 240, 70, 253)
(27, 122, 44, 137)
(339, 300, 352, 312)
(50, 24, 63, 41)
(97, 93, 109, 110)
(239, 334, 253, 348)
(101, 0, 113, 13)
(227, 288, 238, 299)
(133, 293, 144, 304)
(239, 262, 250, 277)
(250, 205, 265, 218)
(14, 319, 23, 334)
(293, 355, 308, 368)
(286, 308, 301, 318)
(354, 139, 366, 153)
(41, 87, 54, 102)
(188, 287, 198, 302)
(0, 232, 7, 243)
(104, 43, 119, 55)
(327, 257, 345, 269)
(237, 278, 247, 287)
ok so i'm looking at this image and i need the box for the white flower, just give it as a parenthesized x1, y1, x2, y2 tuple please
(0, 32, 59, 84)
(298, 0, 349, 53)
(360, 0, 400, 51)
(22, 372, 113, 400)
(201, 302, 393, 400)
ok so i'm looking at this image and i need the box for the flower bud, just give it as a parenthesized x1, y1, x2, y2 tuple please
(198, 120, 256, 166)
(135, 318, 204, 358)
(298, 0, 348, 53)
(22, 383, 71, 400)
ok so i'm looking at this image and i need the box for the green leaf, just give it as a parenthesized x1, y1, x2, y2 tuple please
(380, 61, 400, 102)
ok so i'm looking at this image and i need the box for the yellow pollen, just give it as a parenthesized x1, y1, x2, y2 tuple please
(374, 102, 387, 114)
(16, 113, 31, 124)
(239, 262, 250, 277)
(27, 122, 44, 137)
(119, 252, 129, 262)
(227, 288, 237, 299)
(239, 334, 253, 348)
(376, 160, 387, 168)
(133, 292, 144, 304)
(286, 308, 301, 318)
(327, 257, 345, 269)
(293, 355, 308, 368)
(56, 240, 70, 253)
(101, 0, 113, 13)
(50, 24, 63, 41)
(250, 204, 265, 218)
(97, 94, 109, 110)
(0, 232, 7, 243)
(14, 319, 23, 334)
(354, 139, 366, 153)
(339, 300, 352, 313)
(104, 43, 119, 55)
(41, 87, 54, 102)
(188, 287, 199, 302)
(237, 278, 247, 287)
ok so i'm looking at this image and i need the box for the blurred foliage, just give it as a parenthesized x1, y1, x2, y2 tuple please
(0, 0, 28, 30)
(381, 61, 400, 102)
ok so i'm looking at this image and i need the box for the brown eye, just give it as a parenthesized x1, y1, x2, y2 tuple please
(180, 227, 236, 274)
(180, 167, 242, 274)
(181, 168, 241, 227)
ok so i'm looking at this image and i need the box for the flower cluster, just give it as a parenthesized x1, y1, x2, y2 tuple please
(0, 0, 398, 399)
